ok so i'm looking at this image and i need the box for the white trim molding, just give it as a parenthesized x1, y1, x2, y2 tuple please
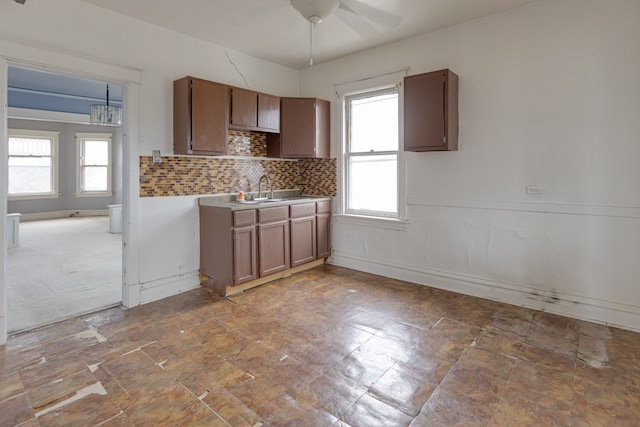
(334, 213, 409, 231)
(139, 271, 201, 305)
(18, 209, 108, 222)
(408, 196, 640, 219)
(330, 250, 640, 333)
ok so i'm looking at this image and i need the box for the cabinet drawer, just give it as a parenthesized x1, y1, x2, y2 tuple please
(233, 209, 256, 227)
(290, 202, 316, 219)
(316, 200, 331, 214)
(258, 206, 288, 223)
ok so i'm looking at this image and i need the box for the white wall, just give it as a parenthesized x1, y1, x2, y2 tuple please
(0, 0, 300, 342)
(300, 0, 640, 331)
(0, 0, 299, 154)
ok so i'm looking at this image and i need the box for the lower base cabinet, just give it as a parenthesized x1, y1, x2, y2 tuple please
(316, 213, 330, 259)
(257, 206, 290, 277)
(199, 207, 257, 291)
(233, 225, 257, 284)
(316, 200, 331, 259)
(290, 203, 317, 267)
(200, 199, 331, 295)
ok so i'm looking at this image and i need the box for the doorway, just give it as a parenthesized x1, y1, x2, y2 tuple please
(5, 64, 124, 332)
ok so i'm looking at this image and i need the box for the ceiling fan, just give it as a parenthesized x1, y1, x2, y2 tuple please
(288, 0, 402, 65)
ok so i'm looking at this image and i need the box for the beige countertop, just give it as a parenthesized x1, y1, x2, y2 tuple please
(199, 191, 331, 211)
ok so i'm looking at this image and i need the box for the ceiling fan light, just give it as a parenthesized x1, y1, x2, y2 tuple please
(291, 0, 339, 21)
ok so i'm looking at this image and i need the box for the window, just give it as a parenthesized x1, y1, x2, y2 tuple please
(76, 133, 112, 196)
(345, 87, 399, 218)
(8, 129, 59, 200)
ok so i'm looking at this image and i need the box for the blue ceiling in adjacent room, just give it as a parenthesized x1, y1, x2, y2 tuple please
(8, 65, 123, 115)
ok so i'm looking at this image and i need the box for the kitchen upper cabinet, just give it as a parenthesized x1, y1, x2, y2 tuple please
(404, 69, 458, 152)
(258, 93, 280, 132)
(174, 76, 228, 155)
(257, 206, 290, 277)
(274, 97, 330, 158)
(229, 88, 280, 133)
(229, 87, 257, 129)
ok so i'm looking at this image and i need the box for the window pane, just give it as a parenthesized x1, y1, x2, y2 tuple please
(83, 166, 108, 191)
(8, 157, 52, 194)
(348, 154, 397, 214)
(8, 137, 51, 156)
(84, 140, 109, 165)
(350, 93, 398, 153)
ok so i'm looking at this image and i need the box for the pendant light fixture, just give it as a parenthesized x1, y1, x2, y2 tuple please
(90, 84, 122, 127)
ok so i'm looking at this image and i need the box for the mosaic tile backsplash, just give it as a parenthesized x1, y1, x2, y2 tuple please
(139, 155, 336, 198)
(227, 130, 268, 157)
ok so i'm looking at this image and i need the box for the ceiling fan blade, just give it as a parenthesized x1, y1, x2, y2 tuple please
(340, 0, 402, 29)
(335, 4, 380, 39)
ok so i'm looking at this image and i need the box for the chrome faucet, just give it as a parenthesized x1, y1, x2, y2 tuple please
(257, 174, 270, 199)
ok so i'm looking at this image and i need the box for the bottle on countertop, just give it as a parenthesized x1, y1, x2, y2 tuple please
(238, 191, 244, 202)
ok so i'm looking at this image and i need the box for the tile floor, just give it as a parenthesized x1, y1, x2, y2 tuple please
(1, 265, 639, 426)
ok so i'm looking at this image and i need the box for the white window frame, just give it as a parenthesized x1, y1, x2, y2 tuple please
(7, 129, 60, 200)
(76, 132, 113, 197)
(345, 87, 400, 218)
(336, 70, 408, 228)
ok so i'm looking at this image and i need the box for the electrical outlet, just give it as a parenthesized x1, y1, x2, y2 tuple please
(526, 185, 543, 195)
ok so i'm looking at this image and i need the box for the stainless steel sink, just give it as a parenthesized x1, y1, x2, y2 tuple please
(235, 200, 261, 205)
(233, 196, 318, 205)
(234, 198, 285, 205)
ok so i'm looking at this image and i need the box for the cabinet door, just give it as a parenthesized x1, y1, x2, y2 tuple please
(233, 225, 257, 285)
(191, 79, 228, 155)
(258, 220, 290, 276)
(280, 98, 331, 158)
(281, 98, 313, 157)
(290, 216, 317, 267)
(316, 213, 331, 259)
(404, 69, 458, 152)
(258, 93, 280, 132)
(230, 87, 258, 129)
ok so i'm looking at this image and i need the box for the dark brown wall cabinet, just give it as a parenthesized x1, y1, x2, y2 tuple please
(404, 69, 458, 152)
(174, 76, 229, 155)
(229, 87, 280, 133)
(257, 206, 290, 277)
(175, 76, 331, 158)
(269, 97, 330, 158)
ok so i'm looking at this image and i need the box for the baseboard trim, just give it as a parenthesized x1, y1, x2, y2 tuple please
(139, 271, 201, 305)
(223, 259, 326, 297)
(19, 210, 108, 222)
(329, 250, 640, 333)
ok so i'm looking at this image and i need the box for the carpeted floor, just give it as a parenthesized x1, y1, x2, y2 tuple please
(6, 216, 122, 332)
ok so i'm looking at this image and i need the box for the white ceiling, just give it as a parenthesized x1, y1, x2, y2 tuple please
(78, 0, 540, 70)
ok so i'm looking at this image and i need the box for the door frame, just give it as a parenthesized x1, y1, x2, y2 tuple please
(1, 38, 142, 344)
